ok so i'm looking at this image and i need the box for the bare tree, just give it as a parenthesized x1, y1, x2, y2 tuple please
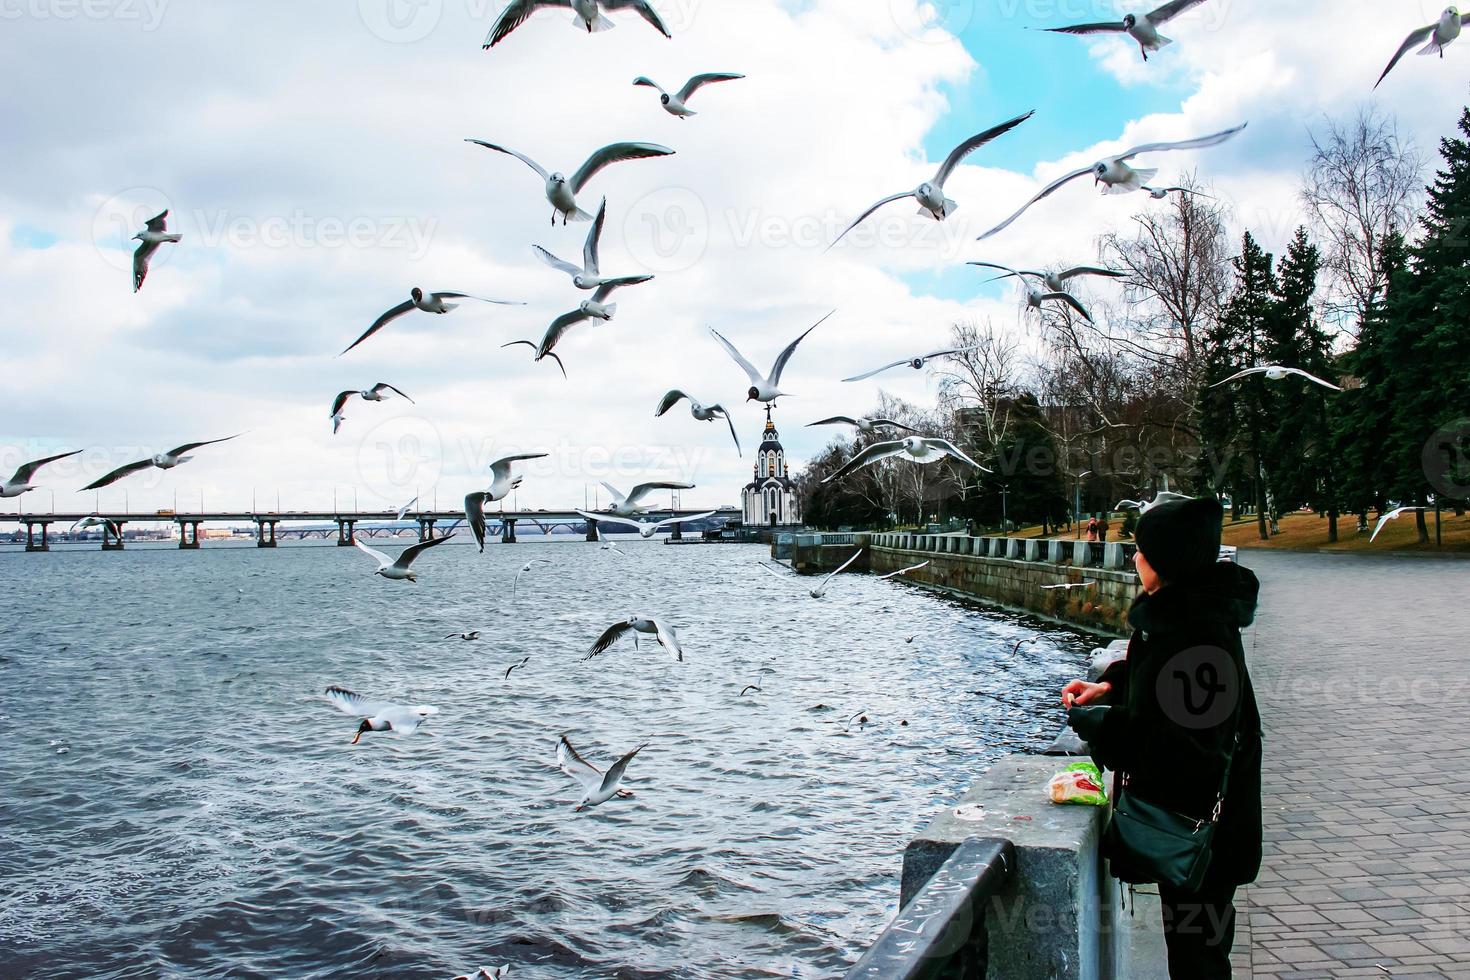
(933, 317, 1022, 454)
(1301, 107, 1423, 334)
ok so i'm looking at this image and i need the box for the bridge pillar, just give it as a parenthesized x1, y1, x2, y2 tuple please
(501, 518, 517, 544)
(337, 519, 356, 546)
(25, 521, 50, 552)
(102, 522, 125, 551)
(585, 518, 598, 542)
(418, 518, 438, 542)
(669, 521, 683, 542)
(256, 519, 277, 548)
(178, 520, 202, 549)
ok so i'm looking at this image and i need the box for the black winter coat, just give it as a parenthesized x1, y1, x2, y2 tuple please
(1068, 561, 1264, 888)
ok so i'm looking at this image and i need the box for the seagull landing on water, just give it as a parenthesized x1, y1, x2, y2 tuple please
(823, 436, 990, 484)
(325, 686, 439, 743)
(1377, 8, 1463, 88)
(533, 199, 654, 293)
(634, 73, 744, 117)
(466, 138, 674, 225)
(353, 533, 456, 582)
(1371, 506, 1427, 542)
(1210, 365, 1342, 392)
(655, 391, 741, 454)
(512, 559, 553, 600)
(556, 735, 645, 812)
(466, 453, 550, 552)
(710, 311, 832, 404)
(806, 416, 917, 436)
(759, 550, 862, 599)
(979, 123, 1247, 240)
(576, 509, 718, 539)
(81, 435, 242, 491)
(330, 383, 413, 435)
(842, 346, 980, 383)
(344, 288, 523, 356)
(1040, 0, 1213, 61)
(827, 111, 1034, 251)
(968, 262, 1095, 323)
(484, 0, 671, 48)
(587, 615, 685, 661)
(1, 450, 81, 498)
(132, 209, 181, 292)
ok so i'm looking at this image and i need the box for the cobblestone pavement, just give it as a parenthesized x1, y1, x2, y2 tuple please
(1231, 550, 1470, 979)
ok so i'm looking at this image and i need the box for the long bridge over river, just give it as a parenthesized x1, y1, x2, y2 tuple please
(3, 508, 729, 551)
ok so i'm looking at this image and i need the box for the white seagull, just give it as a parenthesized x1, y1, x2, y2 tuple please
(968, 262, 1095, 322)
(575, 509, 718, 539)
(395, 496, 419, 521)
(132, 209, 182, 293)
(484, 0, 671, 48)
(352, 533, 456, 582)
(1370, 506, 1427, 543)
(1377, 7, 1463, 89)
(556, 734, 646, 812)
(330, 383, 414, 435)
(466, 138, 675, 225)
(512, 558, 553, 600)
(710, 310, 832, 404)
(597, 480, 696, 518)
(979, 123, 1248, 240)
(1, 450, 82, 498)
(1043, 581, 1096, 591)
(969, 262, 1126, 295)
(823, 436, 990, 484)
(445, 630, 482, 641)
(806, 416, 917, 436)
(325, 686, 440, 743)
(586, 615, 685, 661)
(527, 280, 646, 362)
(879, 561, 930, 580)
(70, 515, 122, 537)
(1041, 0, 1212, 61)
(655, 391, 741, 454)
(634, 72, 744, 117)
(466, 453, 550, 552)
(501, 339, 568, 379)
(344, 288, 523, 356)
(828, 111, 1034, 251)
(1142, 185, 1215, 200)
(759, 549, 862, 599)
(1210, 365, 1342, 392)
(452, 967, 510, 980)
(81, 435, 241, 490)
(842, 346, 980, 382)
(533, 198, 654, 292)
(593, 525, 627, 555)
(1114, 491, 1192, 512)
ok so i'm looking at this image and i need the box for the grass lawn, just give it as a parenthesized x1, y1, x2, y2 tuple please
(1220, 510, 1470, 554)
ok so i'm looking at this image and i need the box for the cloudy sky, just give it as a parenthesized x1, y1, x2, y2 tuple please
(1, 0, 1462, 517)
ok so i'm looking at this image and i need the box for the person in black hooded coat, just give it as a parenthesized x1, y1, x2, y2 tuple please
(1061, 497, 1263, 980)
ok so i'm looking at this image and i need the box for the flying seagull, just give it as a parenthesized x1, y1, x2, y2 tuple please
(655, 391, 741, 454)
(132, 209, 181, 292)
(823, 436, 990, 484)
(1041, 0, 1212, 61)
(70, 515, 122, 537)
(501, 339, 568, 379)
(344, 288, 523, 356)
(1114, 490, 1192, 512)
(352, 533, 456, 582)
(81, 435, 242, 490)
(1370, 506, 1427, 543)
(828, 111, 1034, 251)
(806, 416, 917, 436)
(1042, 581, 1096, 591)
(969, 262, 1126, 295)
(512, 558, 553, 600)
(597, 480, 696, 518)
(575, 509, 718, 539)
(533, 198, 654, 292)
(325, 685, 439, 743)
(586, 615, 685, 661)
(484, 0, 671, 48)
(633, 72, 744, 117)
(1143, 185, 1215, 200)
(759, 549, 862, 599)
(842, 346, 979, 382)
(1210, 365, 1342, 392)
(1012, 637, 1040, 656)
(465, 138, 675, 224)
(739, 664, 777, 697)
(969, 262, 1095, 322)
(593, 525, 626, 555)
(556, 734, 645, 812)
(504, 656, 531, 680)
(878, 561, 930, 580)
(445, 630, 482, 641)
(1377, 7, 1463, 89)
(528, 280, 646, 362)
(979, 123, 1248, 240)
(466, 453, 550, 552)
(710, 310, 833, 403)
(395, 496, 419, 521)
(1, 450, 82, 498)
(330, 383, 413, 434)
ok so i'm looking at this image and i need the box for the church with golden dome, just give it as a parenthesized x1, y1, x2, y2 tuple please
(741, 407, 802, 527)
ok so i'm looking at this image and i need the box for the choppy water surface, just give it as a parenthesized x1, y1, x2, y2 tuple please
(0, 539, 1095, 978)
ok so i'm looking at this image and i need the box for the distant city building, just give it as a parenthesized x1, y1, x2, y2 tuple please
(742, 407, 802, 527)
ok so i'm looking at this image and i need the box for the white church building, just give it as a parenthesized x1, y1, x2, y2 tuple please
(741, 407, 803, 527)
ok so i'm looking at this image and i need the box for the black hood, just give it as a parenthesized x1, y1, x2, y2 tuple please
(1128, 560, 1259, 636)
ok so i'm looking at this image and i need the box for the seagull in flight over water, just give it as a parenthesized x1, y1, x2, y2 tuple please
(132, 209, 182, 292)
(655, 391, 742, 454)
(484, 0, 672, 48)
(556, 734, 646, 811)
(344, 288, 523, 355)
(577, 509, 718, 539)
(1377, 7, 1463, 89)
(633, 72, 744, 117)
(979, 123, 1247, 240)
(1, 450, 82, 498)
(466, 138, 675, 225)
(710, 311, 832, 403)
(353, 534, 456, 582)
(596, 481, 697, 518)
(1040, 0, 1213, 61)
(330, 383, 413, 434)
(827, 111, 1034, 251)
(81, 435, 242, 490)
(759, 549, 863, 599)
(587, 615, 685, 661)
(512, 559, 553, 600)
(823, 436, 990, 484)
(325, 686, 440, 743)
(466, 453, 550, 552)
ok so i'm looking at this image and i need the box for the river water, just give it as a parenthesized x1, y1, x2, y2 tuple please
(0, 538, 1096, 978)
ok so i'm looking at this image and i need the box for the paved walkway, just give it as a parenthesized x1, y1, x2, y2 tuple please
(1232, 550, 1470, 979)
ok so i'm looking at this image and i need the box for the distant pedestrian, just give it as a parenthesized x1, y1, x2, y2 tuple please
(1060, 497, 1262, 979)
(1098, 517, 1110, 542)
(1087, 517, 1098, 542)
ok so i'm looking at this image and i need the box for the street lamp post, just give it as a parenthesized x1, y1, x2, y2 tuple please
(1074, 470, 1093, 541)
(1000, 485, 1010, 535)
